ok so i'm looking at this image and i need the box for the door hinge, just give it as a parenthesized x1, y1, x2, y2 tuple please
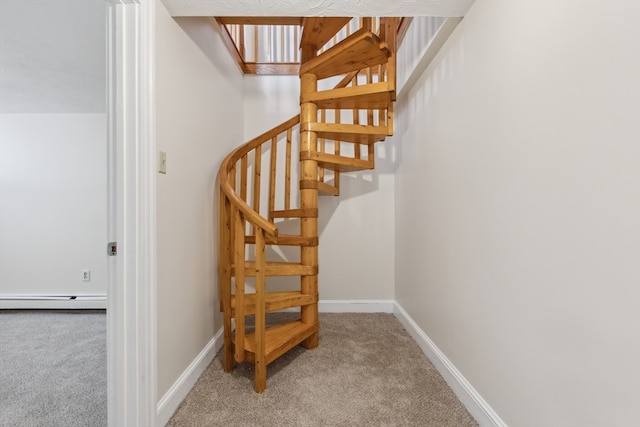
(108, 242, 117, 256)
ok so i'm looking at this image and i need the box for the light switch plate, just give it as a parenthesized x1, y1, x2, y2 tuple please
(158, 151, 167, 174)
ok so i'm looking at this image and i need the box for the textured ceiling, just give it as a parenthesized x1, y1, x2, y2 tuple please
(0, 0, 106, 114)
(161, 0, 474, 17)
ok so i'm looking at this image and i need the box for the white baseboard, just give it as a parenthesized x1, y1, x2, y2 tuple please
(392, 302, 507, 427)
(157, 327, 224, 427)
(0, 294, 107, 309)
(319, 299, 395, 313)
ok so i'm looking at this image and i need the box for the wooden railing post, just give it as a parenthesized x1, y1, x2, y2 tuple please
(219, 191, 234, 372)
(233, 209, 246, 362)
(254, 228, 267, 392)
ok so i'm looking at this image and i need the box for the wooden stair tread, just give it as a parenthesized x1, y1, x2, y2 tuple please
(231, 261, 317, 277)
(301, 82, 393, 110)
(317, 181, 340, 196)
(269, 208, 318, 219)
(300, 17, 352, 50)
(300, 29, 390, 79)
(245, 234, 318, 246)
(239, 320, 319, 365)
(231, 291, 317, 316)
(302, 122, 389, 145)
(301, 151, 374, 172)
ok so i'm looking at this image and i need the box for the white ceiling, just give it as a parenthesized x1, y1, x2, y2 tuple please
(161, 0, 474, 17)
(0, 0, 106, 114)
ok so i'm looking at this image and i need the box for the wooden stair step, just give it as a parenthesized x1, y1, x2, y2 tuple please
(301, 151, 374, 172)
(302, 122, 389, 145)
(301, 82, 394, 110)
(269, 208, 318, 219)
(300, 17, 352, 50)
(231, 262, 317, 277)
(245, 234, 318, 247)
(300, 28, 390, 79)
(317, 181, 340, 196)
(237, 320, 319, 365)
(231, 291, 317, 316)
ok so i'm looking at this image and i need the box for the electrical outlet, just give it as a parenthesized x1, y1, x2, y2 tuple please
(82, 270, 91, 282)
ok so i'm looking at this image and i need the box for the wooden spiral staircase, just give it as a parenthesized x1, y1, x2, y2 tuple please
(218, 17, 398, 392)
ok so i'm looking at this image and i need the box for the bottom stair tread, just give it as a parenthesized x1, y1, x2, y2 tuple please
(237, 320, 318, 366)
(231, 291, 317, 315)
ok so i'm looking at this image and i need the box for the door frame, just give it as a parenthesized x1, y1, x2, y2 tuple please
(106, 1, 157, 425)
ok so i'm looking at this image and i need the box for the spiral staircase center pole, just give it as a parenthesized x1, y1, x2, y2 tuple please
(299, 72, 320, 349)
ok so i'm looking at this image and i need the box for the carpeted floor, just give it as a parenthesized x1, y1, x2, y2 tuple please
(167, 313, 478, 427)
(0, 310, 107, 427)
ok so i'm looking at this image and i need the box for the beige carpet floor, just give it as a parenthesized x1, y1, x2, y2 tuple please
(0, 310, 106, 427)
(167, 313, 478, 426)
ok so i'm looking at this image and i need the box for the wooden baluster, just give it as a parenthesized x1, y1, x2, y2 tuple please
(361, 17, 372, 32)
(378, 64, 385, 127)
(239, 25, 246, 61)
(233, 209, 246, 363)
(366, 67, 374, 126)
(386, 18, 397, 98)
(240, 155, 248, 202)
(285, 128, 292, 210)
(387, 98, 394, 135)
(280, 25, 285, 63)
(293, 26, 299, 63)
(368, 141, 375, 166)
(253, 228, 266, 392)
(267, 25, 272, 62)
(319, 109, 326, 183)
(253, 146, 262, 229)
(227, 166, 237, 352)
(334, 105, 341, 192)
(253, 25, 259, 63)
(351, 74, 361, 160)
(268, 136, 277, 220)
(379, 17, 386, 43)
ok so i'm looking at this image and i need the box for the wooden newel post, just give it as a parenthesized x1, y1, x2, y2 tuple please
(300, 71, 319, 349)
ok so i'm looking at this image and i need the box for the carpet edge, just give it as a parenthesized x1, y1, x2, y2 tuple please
(392, 302, 508, 427)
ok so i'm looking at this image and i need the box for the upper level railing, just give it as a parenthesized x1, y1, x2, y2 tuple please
(216, 17, 302, 75)
(216, 17, 410, 75)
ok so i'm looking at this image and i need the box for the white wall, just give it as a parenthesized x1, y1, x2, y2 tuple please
(243, 75, 299, 141)
(0, 114, 107, 296)
(155, 5, 244, 399)
(394, 1, 640, 425)
(243, 75, 395, 300)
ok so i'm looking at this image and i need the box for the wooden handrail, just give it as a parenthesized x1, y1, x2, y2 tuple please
(218, 114, 300, 237)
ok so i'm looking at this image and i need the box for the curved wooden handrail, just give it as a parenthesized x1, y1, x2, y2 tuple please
(218, 114, 300, 237)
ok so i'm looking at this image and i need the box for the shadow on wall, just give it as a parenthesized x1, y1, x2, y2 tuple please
(394, 29, 465, 177)
(175, 17, 240, 80)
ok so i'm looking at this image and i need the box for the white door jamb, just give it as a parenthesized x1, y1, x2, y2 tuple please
(106, 1, 157, 426)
